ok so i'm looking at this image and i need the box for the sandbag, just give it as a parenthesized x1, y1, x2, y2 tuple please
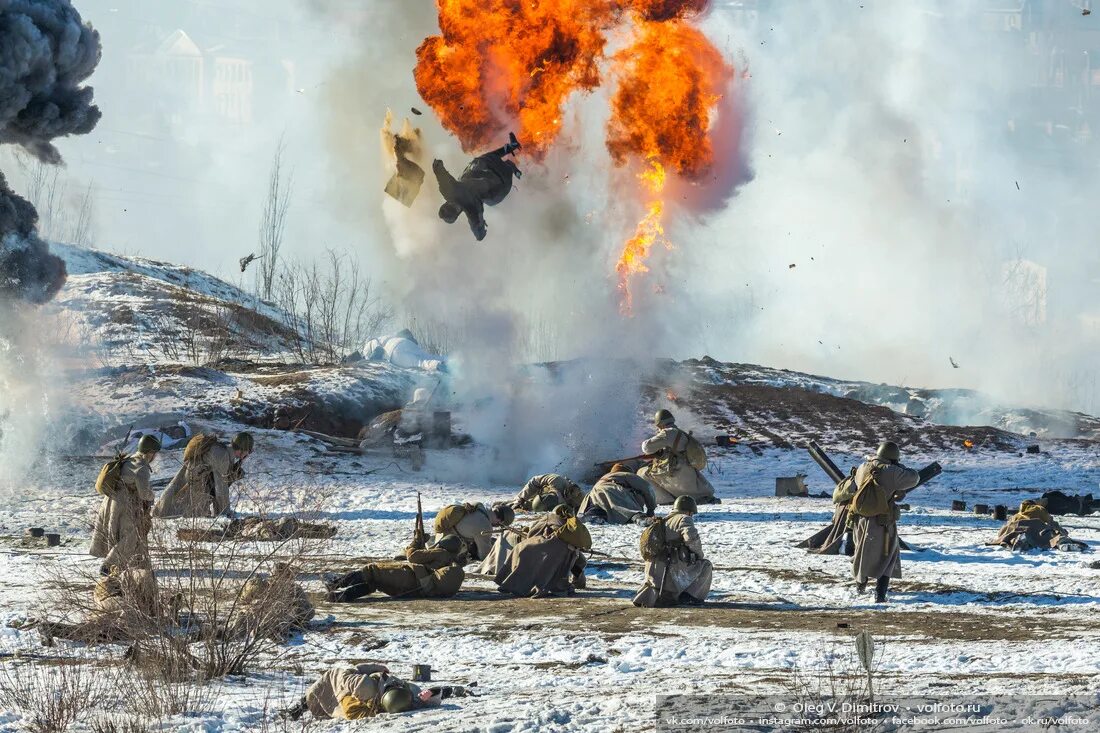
(554, 517, 592, 551)
(183, 433, 219, 463)
(850, 465, 889, 518)
(95, 453, 129, 496)
(434, 503, 476, 534)
(639, 517, 668, 561)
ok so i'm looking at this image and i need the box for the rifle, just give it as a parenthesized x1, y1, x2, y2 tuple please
(807, 441, 845, 484)
(593, 453, 655, 469)
(414, 492, 426, 549)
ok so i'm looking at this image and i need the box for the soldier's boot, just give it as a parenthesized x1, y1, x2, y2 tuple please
(571, 570, 586, 590)
(855, 581, 867, 594)
(654, 591, 679, 608)
(678, 591, 704, 606)
(874, 576, 890, 604)
(279, 696, 309, 721)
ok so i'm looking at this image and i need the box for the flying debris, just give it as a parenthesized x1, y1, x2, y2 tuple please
(949, 357, 960, 369)
(411, 107, 423, 116)
(381, 110, 426, 207)
(434, 132, 521, 241)
(239, 253, 263, 273)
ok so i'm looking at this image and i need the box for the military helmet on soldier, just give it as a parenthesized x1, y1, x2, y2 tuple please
(876, 441, 901, 463)
(136, 434, 162, 455)
(232, 432, 254, 453)
(492, 503, 515, 526)
(380, 686, 414, 714)
(673, 495, 698, 515)
(530, 493, 560, 513)
(655, 409, 675, 428)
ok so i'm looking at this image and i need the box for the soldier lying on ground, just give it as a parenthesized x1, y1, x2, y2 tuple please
(216, 565, 316, 641)
(177, 515, 337, 543)
(36, 568, 164, 646)
(510, 473, 586, 513)
(989, 501, 1088, 552)
(434, 132, 522, 241)
(578, 464, 657, 525)
(324, 535, 467, 603)
(496, 507, 590, 598)
(638, 409, 717, 505)
(850, 441, 920, 604)
(90, 435, 161, 575)
(154, 432, 254, 518)
(634, 496, 713, 608)
(432, 501, 515, 561)
(280, 663, 476, 721)
(1034, 490, 1099, 517)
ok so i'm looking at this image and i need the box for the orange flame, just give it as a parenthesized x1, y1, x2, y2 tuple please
(413, 2, 733, 313)
(414, 0, 618, 158)
(963, 439, 975, 449)
(609, 20, 732, 313)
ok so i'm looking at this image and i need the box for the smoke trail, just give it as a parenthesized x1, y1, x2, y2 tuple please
(0, 0, 101, 492)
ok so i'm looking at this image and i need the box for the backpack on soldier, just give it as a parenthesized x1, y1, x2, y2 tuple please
(554, 517, 592, 551)
(684, 432, 707, 471)
(850, 464, 890, 518)
(832, 468, 858, 505)
(433, 503, 477, 534)
(639, 517, 669, 561)
(183, 433, 219, 463)
(95, 453, 130, 496)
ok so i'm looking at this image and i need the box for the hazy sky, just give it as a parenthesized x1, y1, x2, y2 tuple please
(6, 0, 1100, 412)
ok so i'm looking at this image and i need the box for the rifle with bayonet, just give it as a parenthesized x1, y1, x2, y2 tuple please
(413, 492, 426, 549)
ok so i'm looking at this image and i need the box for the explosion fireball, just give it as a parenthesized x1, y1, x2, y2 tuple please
(414, 0, 736, 314)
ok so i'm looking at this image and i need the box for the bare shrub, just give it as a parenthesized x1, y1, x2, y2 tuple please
(0, 653, 115, 733)
(257, 141, 293, 301)
(782, 638, 884, 733)
(274, 250, 392, 364)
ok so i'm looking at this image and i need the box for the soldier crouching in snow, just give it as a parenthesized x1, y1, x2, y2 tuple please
(633, 496, 713, 608)
(280, 663, 476, 721)
(849, 441, 920, 604)
(154, 432, 253, 518)
(495, 506, 589, 597)
(638, 409, 717, 505)
(578, 464, 657, 526)
(90, 435, 161, 574)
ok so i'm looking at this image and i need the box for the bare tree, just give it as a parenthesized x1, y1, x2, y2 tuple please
(257, 141, 293, 301)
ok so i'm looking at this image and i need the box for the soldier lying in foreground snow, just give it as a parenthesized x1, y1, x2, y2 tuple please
(281, 663, 475, 720)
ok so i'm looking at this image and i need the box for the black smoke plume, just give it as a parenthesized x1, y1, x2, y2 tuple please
(0, 0, 102, 304)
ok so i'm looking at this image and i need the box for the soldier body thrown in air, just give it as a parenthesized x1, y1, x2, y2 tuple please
(433, 132, 521, 241)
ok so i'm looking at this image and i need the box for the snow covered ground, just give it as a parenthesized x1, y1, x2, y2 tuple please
(1, 426, 1098, 731)
(1, 248, 1098, 731)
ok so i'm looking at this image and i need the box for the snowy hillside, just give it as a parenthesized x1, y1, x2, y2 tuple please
(0, 250, 1097, 731)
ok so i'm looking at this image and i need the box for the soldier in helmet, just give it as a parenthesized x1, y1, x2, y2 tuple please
(90, 434, 161, 573)
(434, 132, 522, 241)
(638, 409, 717, 505)
(431, 501, 515, 562)
(281, 663, 475, 721)
(154, 431, 254, 518)
(850, 441, 920, 604)
(510, 473, 586, 513)
(324, 534, 467, 603)
(633, 496, 713, 608)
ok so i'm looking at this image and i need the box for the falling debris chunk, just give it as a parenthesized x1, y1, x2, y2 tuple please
(381, 109, 426, 207)
(411, 107, 423, 116)
(239, 253, 263, 273)
(788, 263, 796, 269)
(1084, 8, 1092, 15)
(1015, 181, 1020, 190)
(949, 356, 959, 368)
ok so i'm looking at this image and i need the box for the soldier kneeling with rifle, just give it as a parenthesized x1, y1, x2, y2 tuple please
(633, 496, 712, 608)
